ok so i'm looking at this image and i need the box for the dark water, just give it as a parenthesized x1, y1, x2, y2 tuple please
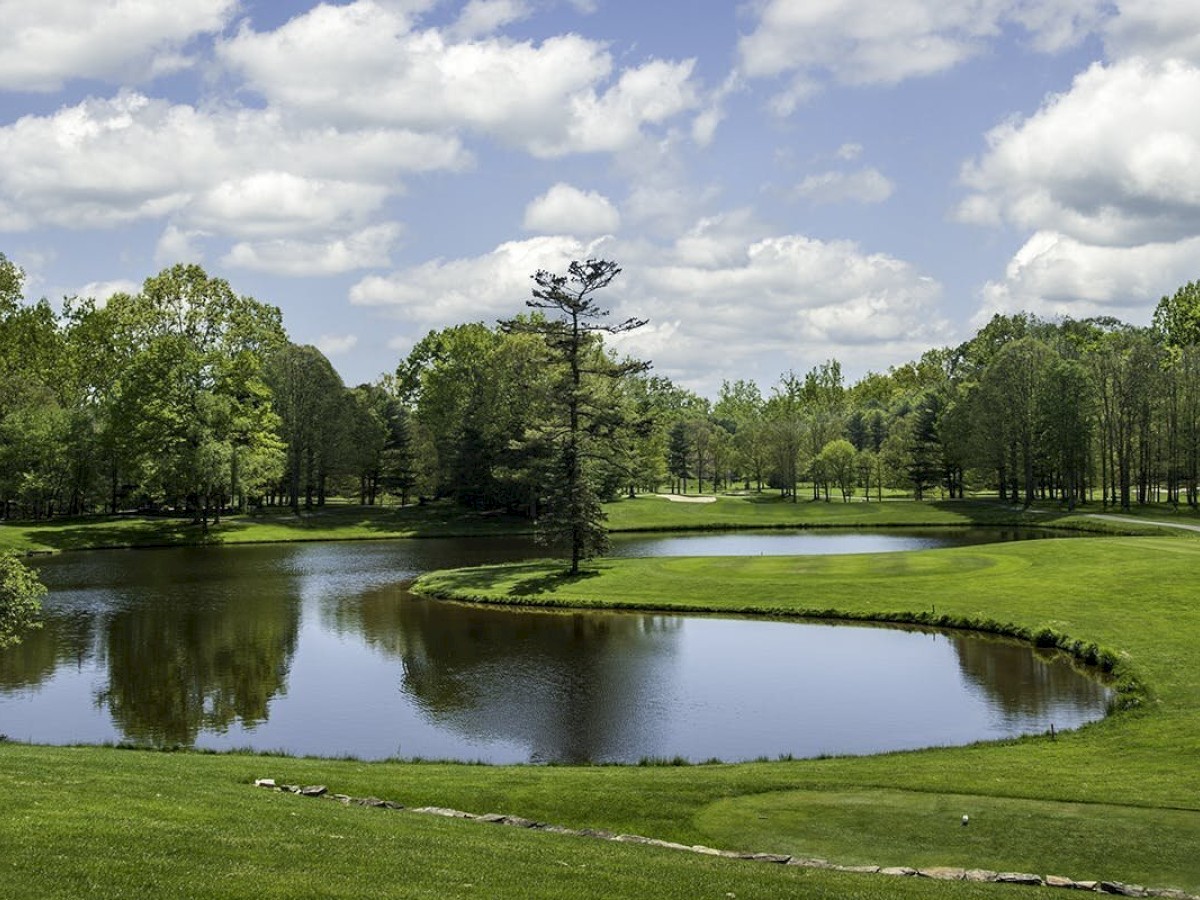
(0, 531, 1110, 763)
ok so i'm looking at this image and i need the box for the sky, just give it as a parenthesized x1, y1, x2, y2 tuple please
(3, 0, 1200, 396)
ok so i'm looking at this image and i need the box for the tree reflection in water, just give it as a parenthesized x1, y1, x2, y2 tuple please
(330, 585, 681, 763)
(951, 634, 1110, 721)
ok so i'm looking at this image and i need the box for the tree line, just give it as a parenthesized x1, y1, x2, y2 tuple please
(4, 250, 1200, 532)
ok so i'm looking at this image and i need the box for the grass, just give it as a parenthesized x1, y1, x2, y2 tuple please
(413, 535, 1200, 892)
(3, 497, 1200, 896)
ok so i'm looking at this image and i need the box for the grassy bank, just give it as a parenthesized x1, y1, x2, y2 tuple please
(0, 493, 1181, 556)
(413, 535, 1200, 892)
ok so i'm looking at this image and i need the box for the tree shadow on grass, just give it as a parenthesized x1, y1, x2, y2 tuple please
(507, 567, 601, 598)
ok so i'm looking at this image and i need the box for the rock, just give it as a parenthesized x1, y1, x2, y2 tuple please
(691, 845, 724, 856)
(835, 866, 881, 874)
(476, 813, 507, 823)
(996, 872, 1044, 886)
(254, 778, 276, 789)
(965, 870, 1000, 883)
(1046, 875, 1080, 889)
(919, 867, 966, 880)
(299, 785, 327, 797)
(1101, 883, 1148, 897)
(1076, 883, 1100, 892)
(880, 867, 918, 877)
(750, 853, 792, 864)
(499, 815, 538, 828)
(354, 797, 387, 808)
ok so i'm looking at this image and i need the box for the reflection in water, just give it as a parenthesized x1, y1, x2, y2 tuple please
(99, 590, 300, 745)
(951, 635, 1111, 721)
(0, 534, 1111, 760)
(0, 612, 96, 692)
(332, 586, 680, 761)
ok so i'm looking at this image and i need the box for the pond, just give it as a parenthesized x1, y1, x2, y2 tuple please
(0, 530, 1110, 763)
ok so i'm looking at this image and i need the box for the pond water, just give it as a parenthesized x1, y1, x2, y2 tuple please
(0, 530, 1110, 763)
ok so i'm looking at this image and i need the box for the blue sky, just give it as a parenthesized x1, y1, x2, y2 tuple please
(3, 0, 1200, 395)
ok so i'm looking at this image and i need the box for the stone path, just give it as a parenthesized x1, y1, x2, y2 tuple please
(253, 780, 1197, 899)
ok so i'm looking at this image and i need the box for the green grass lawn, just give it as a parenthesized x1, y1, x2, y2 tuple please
(4, 499, 1200, 897)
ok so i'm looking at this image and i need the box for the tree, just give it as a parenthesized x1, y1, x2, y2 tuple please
(0, 551, 44, 648)
(817, 439, 858, 502)
(500, 259, 648, 575)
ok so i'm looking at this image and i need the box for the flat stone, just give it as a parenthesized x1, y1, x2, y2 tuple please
(880, 867, 918, 877)
(1101, 883, 1148, 897)
(477, 813, 507, 823)
(997, 872, 1044, 886)
(1046, 875, 1080, 888)
(253, 779, 276, 789)
(750, 853, 792, 864)
(691, 845, 724, 856)
(299, 785, 327, 797)
(1076, 883, 1100, 892)
(354, 797, 387, 808)
(787, 858, 832, 869)
(331, 794, 351, 804)
(500, 816, 538, 828)
(415, 807, 474, 819)
(835, 866, 881, 874)
(965, 870, 1000, 882)
(577, 828, 615, 840)
(919, 867, 966, 880)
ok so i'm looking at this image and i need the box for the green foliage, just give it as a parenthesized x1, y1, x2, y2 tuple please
(0, 550, 44, 647)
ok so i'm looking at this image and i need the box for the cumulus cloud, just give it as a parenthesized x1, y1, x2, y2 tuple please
(977, 231, 1200, 324)
(795, 168, 894, 205)
(316, 333, 360, 356)
(223, 223, 401, 276)
(523, 183, 619, 236)
(155, 224, 209, 266)
(350, 234, 608, 323)
(76, 279, 141, 306)
(1105, 0, 1200, 64)
(0, 92, 466, 233)
(450, 0, 531, 39)
(961, 59, 1200, 247)
(218, 1, 699, 156)
(349, 219, 950, 390)
(739, 0, 1107, 99)
(962, 56, 1200, 320)
(190, 173, 391, 238)
(0, 0, 237, 90)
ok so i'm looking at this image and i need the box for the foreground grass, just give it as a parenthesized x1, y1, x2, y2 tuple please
(413, 535, 1200, 892)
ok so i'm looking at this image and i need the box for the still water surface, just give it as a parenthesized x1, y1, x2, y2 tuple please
(0, 530, 1109, 763)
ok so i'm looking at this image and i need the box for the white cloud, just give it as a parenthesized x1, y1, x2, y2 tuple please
(836, 143, 864, 161)
(76, 279, 140, 306)
(523, 183, 620, 236)
(316, 333, 360, 356)
(155, 224, 208, 266)
(0, 0, 237, 90)
(962, 56, 1200, 320)
(218, 1, 699, 156)
(190, 173, 391, 238)
(739, 0, 1108, 95)
(350, 234, 608, 323)
(450, 0, 531, 39)
(795, 168, 894, 204)
(978, 230, 1200, 324)
(350, 220, 950, 390)
(223, 223, 401, 276)
(0, 92, 467, 233)
(1105, 0, 1200, 64)
(961, 58, 1200, 246)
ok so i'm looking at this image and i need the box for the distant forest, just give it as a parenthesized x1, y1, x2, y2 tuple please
(3, 251, 1200, 523)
